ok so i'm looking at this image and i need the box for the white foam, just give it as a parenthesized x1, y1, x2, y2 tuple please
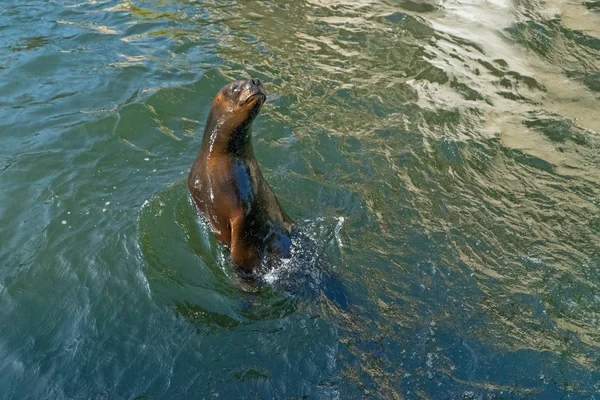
(334, 216, 345, 248)
(263, 257, 293, 284)
(261, 217, 345, 289)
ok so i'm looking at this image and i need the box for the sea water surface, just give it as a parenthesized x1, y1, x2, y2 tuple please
(1, 0, 599, 398)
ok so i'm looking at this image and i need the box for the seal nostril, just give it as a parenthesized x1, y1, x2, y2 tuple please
(251, 78, 261, 87)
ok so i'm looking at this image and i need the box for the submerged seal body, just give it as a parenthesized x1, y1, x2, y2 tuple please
(188, 79, 293, 272)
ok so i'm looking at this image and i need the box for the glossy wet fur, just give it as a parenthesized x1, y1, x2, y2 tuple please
(188, 79, 293, 272)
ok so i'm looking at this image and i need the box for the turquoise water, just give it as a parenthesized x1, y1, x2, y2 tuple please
(1, 0, 599, 398)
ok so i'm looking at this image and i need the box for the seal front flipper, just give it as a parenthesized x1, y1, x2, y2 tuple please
(229, 214, 260, 272)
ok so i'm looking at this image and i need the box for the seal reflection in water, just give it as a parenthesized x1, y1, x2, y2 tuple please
(188, 79, 293, 274)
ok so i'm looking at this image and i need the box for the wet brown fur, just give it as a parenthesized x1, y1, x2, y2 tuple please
(188, 79, 293, 272)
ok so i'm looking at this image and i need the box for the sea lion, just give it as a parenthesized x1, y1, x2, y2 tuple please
(188, 78, 293, 273)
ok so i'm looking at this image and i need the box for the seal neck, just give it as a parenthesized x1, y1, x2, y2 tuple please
(202, 111, 255, 158)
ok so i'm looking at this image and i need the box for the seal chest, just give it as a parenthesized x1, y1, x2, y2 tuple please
(188, 79, 293, 273)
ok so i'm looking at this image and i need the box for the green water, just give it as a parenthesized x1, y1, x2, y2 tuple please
(1, 0, 599, 398)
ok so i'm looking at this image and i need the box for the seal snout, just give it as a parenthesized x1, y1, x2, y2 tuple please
(234, 79, 266, 106)
(222, 79, 266, 107)
(245, 78, 264, 98)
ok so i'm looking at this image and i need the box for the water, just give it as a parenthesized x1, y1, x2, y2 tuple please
(1, 0, 599, 398)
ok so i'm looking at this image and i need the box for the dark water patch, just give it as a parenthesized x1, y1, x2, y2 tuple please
(524, 111, 591, 145)
(450, 79, 484, 102)
(508, 18, 600, 83)
(399, 0, 438, 13)
(478, 58, 505, 77)
(9, 35, 55, 52)
(496, 90, 539, 103)
(585, 1, 600, 10)
(582, 71, 600, 92)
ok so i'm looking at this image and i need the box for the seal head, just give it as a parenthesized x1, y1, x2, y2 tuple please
(188, 78, 293, 273)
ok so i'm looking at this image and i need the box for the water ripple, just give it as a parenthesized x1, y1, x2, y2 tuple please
(0, 0, 599, 398)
